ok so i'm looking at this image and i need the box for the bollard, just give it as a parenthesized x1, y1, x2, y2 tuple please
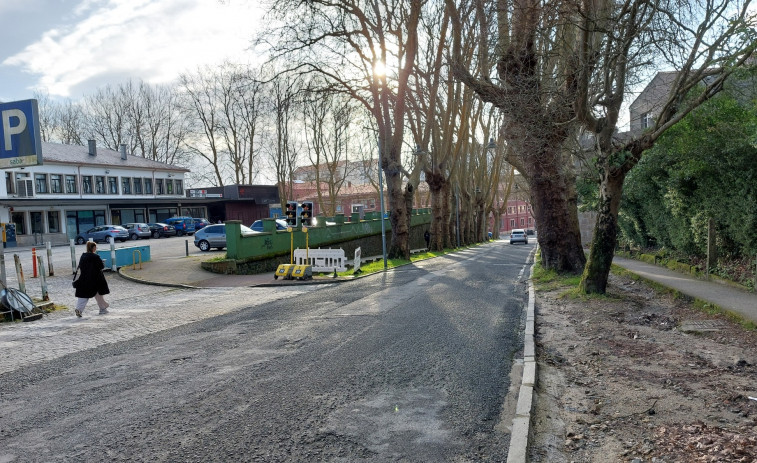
(32, 247, 38, 278)
(0, 246, 5, 288)
(110, 241, 117, 272)
(46, 242, 54, 276)
(38, 255, 49, 301)
(70, 239, 77, 274)
(13, 254, 26, 293)
(185, 240, 189, 257)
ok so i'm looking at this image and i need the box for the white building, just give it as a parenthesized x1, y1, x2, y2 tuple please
(0, 141, 207, 246)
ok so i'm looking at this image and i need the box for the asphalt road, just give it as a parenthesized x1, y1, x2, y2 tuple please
(0, 240, 534, 462)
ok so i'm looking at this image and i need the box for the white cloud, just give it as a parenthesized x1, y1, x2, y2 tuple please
(3, 0, 264, 97)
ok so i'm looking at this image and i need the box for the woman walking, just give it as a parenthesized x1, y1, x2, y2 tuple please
(74, 241, 110, 317)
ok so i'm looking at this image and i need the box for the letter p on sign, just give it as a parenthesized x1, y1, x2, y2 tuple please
(3, 109, 27, 151)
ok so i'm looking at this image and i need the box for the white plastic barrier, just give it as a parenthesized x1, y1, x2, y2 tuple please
(293, 248, 347, 272)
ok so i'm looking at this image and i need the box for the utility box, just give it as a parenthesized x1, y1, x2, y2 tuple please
(1, 223, 17, 248)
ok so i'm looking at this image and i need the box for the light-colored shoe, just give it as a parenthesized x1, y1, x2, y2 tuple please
(75, 309, 82, 318)
(99, 308, 109, 315)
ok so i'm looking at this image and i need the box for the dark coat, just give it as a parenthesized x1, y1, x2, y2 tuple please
(74, 252, 110, 298)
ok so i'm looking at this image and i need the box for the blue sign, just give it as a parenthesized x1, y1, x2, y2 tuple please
(0, 99, 43, 168)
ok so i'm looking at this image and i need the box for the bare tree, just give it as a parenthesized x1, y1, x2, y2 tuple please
(302, 82, 357, 216)
(574, 0, 757, 293)
(261, 0, 423, 259)
(446, 0, 587, 273)
(263, 73, 302, 207)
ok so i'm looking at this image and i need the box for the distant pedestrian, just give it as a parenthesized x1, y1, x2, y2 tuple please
(424, 230, 431, 249)
(73, 241, 111, 317)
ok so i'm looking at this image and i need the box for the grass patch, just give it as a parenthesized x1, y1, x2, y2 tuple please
(335, 245, 482, 277)
(693, 299, 757, 331)
(532, 262, 581, 291)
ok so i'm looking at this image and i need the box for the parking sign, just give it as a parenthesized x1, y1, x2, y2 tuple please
(0, 99, 43, 168)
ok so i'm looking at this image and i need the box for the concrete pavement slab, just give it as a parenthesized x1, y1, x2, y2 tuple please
(613, 256, 757, 324)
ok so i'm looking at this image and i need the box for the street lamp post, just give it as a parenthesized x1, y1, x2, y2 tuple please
(377, 138, 388, 270)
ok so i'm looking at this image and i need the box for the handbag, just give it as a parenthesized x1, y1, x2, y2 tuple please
(72, 267, 81, 288)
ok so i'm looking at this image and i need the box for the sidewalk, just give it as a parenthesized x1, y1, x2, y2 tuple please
(612, 256, 757, 324)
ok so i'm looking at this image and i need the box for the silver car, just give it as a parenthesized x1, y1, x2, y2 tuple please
(194, 224, 256, 251)
(509, 228, 529, 245)
(75, 225, 129, 244)
(123, 222, 151, 240)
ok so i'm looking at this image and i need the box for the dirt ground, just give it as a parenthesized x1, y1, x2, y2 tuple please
(529, 271, 757, 463)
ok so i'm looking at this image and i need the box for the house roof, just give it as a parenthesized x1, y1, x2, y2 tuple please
(41, 142, 189, 172)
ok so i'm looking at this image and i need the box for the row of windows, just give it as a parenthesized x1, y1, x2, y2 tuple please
(7, 173, 183, 196)
(11, 211, 61, 235)
(507, 205, 532, 214)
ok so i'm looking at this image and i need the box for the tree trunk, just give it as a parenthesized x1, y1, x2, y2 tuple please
(579, 170, 626, 293)
(529, 151, 586, 273)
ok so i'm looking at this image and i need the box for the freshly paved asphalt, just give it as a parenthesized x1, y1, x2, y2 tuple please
(121, 253, 757, 326)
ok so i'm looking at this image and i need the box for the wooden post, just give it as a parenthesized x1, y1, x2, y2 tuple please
(14, 254, 25, 293)
(46, 242, 54, 276)
(38, 255, 49, 301)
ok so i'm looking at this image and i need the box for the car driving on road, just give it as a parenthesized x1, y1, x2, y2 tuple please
(509, 228, 528, 245)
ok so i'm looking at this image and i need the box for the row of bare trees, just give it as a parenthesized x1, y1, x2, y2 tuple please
(261, 0, 756, 294)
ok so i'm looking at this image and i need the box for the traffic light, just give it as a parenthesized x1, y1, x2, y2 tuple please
(285, 201, 298, 226)
(300, 201, 313, 226)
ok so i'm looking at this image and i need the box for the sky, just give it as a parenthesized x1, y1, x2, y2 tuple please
(0, 0, 265, 103)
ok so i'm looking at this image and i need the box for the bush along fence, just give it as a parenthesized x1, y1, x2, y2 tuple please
(203, 209, 432, 275)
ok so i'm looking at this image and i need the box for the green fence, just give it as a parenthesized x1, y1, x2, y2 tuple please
(210, 209, 432, 275)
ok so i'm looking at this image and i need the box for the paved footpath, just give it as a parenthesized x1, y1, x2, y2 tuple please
(613, 256, 757, 324)
(0, 272, 312, 375)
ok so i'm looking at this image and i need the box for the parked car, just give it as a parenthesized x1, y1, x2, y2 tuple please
(147, 222, 177, 238)
(249, 218, 289, 232)
(75, 225, 129, 244)
(164, 217, 195, 236)
(123, 222, 151, 240)
(194, 224, 256, 251)
(509, 228, 528, 245)
(193, 218, 210, 231)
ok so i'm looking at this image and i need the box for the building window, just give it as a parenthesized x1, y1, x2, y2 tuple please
(83, 176, 93, 193)
(12, 212, 25, 235)
(48, 211, 60, 233)
(95, 176, 105, 194)
(30, 212, 43, 234)
(50, 174, 62, 193)
(65, 175, 77, 193)
(108, 177, 118, 194)
(144, 178, 153, 194)
(155, 179, 164, 195)
(175, 179, 183, 194)
(510, 219, 515, 228)
(122, 177, 131, 194)
(641, 112, 654, 129)
(520, 218, 525, 226)
(166, 179, 173, 194)
(35, 173, 48, 193)
(133, 178, 142, 194)
(5, 172, 12, 194)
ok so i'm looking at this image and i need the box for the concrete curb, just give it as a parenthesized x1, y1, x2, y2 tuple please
(117, 267, 202, 289)
(507, 247, 537, 463)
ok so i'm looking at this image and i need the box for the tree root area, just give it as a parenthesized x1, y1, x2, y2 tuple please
(529, 273, 757, 463)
